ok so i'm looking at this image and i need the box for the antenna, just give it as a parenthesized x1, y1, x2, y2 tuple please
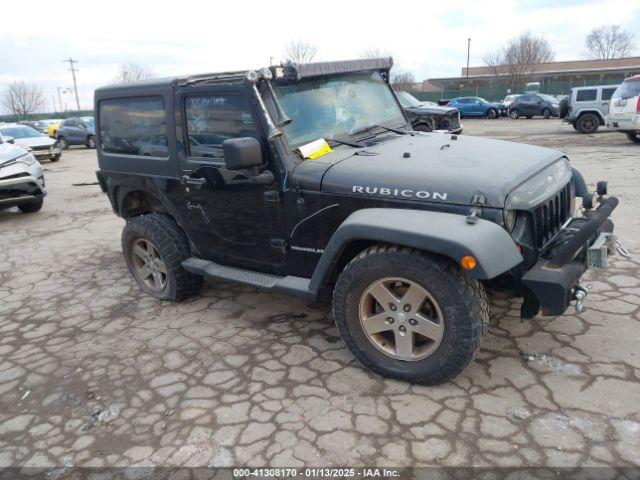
(63, 57, 81, 111)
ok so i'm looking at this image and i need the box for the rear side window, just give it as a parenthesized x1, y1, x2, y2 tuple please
(576, 89, 597, 102)
(99, 97, 167, 157)
(612, 78, 640, 99)
(185, 94, 258, 159)
(601, 88, 616, 101)
(63, 119, 76, 127)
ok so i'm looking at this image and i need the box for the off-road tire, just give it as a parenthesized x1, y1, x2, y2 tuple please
(122, 213, 203, 301)
(542, 108, 551, 119)
(576, 113, 599, 134)
(558, 98, 569, 119)
(486, 109, 497, 119)
(626, 132, 640, 144)
(18, 197, 43, 213)
(332, 245, 489, 385)
(510, 109, 520, 119)
(572, 122, 578, 130)
(86, 135, 96, 149)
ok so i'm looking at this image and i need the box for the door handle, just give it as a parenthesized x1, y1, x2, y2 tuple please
(180, 175, 207, 189)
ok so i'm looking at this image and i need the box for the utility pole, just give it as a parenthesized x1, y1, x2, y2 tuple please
(57, 87, 63, 112)
(466, 38, 471, 79)
(63, 57, 81, 111)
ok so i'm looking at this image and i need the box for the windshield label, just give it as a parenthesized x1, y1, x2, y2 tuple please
(352, 185, 448, 201)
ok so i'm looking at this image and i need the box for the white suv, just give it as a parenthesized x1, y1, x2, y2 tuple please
(607, 75, 640, 144)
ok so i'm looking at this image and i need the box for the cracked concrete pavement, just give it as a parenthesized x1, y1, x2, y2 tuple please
(0, 119, 639, 469)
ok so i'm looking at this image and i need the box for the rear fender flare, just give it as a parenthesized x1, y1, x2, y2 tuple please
(308, 208, 523, 294)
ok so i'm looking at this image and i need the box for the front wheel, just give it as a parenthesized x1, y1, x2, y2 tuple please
(18, 197, 43, 213)
(542, 109, 551, 119)
(486, 109, 497, 119)
(56, 137, 68, 150)
(332, 245, 489, 385)
(626, 132, 640, 144)
(510, 109, 520, 119)
(86, 135, 96, 149)
(122, 213, 203, 301)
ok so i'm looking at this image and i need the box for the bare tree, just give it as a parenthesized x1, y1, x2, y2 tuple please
(1, 81, 45, 116)
(483, 32, 555, 86)
(585, 25, 635, 60)
(391, 71, 417, 91)
(283, 40, 318, 64)
(360, 45, 392, 59)
(113, 63, 156, 84)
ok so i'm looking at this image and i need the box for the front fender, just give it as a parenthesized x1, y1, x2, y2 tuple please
(308, 208, 523, 294)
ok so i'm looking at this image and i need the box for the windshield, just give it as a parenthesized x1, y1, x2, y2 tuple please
(0, 125, 43, 138)
(396, 91, 421, 108)
(273, 71, 405, 147)
(612, 78, 640, 99)
(538, 94, 558, 104)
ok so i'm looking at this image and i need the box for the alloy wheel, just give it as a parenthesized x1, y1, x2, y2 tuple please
(358, 277, 444, 361)
(131, 238, 167, 292)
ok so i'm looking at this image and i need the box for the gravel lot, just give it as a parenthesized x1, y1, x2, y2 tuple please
(1, 119, 639, 471)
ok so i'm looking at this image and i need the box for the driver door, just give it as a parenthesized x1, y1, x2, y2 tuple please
(174, 86, 287, 274)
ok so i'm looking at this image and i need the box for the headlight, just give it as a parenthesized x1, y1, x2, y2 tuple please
(16, 153, 37, 166)
(504, 209, 517, 232)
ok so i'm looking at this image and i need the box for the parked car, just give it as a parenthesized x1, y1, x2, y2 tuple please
(560, 84, 618, 133)
(0, 135, 46, 213)
(47, 120, 62, 138)
(20, 119, 62, 135)
(0, 124, 61, 162)
(448, 97, 501, 119)
(395, 91, 463, 133)
(95, 57, 621, 385)
(606, 75, 640, 144)
(509, 94, 559, 119)
(55, 116, 96, 149)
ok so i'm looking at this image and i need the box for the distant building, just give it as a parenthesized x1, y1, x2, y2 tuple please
(418, 56, 640, 100)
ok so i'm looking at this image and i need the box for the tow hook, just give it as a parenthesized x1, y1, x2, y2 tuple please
(573, 286, 588, 313)
(615, 240, 631, 258)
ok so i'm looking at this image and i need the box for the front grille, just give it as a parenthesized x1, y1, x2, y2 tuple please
(531, 182, 572, 248)
(30, 145, 51, 151)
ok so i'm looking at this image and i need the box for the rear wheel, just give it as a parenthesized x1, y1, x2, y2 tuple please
(510, 109, 520, 119)
(122, 213, 203, 301)
(576, 113, 599, 134)
(18, 197, 43, 213)
(626, 132, 640, 144)
(86, 135, 96, 149)
(542, 108, 551, 119)
(332, 245, 489, 385)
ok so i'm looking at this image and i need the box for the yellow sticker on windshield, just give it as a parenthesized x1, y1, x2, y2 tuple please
(297, 139, 333, 160)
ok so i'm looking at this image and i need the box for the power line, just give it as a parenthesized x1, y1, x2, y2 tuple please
(63, 57, 81, 111)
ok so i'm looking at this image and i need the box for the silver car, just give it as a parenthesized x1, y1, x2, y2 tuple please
(0, 124, 61, 162)
(0, 135, 46, 213)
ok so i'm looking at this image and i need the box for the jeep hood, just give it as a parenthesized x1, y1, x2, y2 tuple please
(318, 133, 566, 208)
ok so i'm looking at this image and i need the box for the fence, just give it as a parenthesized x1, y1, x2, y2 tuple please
(413, 74, 631, 103)
(0, 110, 95, 124)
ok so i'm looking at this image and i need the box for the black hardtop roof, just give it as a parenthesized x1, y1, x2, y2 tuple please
(95, 57, 394, 94)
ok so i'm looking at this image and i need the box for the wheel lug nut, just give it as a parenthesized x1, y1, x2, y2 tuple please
(386, 317, 394, 324)
(404, 304, 411, 312)
(398, 325, 406, 334)
(389, 304, 397, 311)
(409, 319, 417, 326)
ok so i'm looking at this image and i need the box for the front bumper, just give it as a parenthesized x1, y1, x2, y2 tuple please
(520, 197, 620, 318)
(32, 148, 61, 160)
(0, 161, 47, 208)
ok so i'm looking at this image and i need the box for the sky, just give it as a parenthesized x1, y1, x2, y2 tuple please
(2, 0, 640, 112)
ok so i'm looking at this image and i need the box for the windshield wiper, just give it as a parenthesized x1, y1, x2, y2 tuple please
(328, 137, 366, 148)
(350, 124, 409, 137)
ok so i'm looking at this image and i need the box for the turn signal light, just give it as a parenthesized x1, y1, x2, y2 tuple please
(460, 256, 477, 270)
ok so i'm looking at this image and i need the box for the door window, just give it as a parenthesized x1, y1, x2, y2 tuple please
(184, 94, 259, 160)
(601, 88, 616, 101)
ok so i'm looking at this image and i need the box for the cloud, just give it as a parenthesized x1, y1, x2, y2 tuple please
(1, 0, 639, 112)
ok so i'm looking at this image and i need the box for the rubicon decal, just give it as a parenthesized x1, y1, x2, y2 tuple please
(352, 186, 448, 201)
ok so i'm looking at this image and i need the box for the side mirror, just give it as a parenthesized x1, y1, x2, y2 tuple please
(222, 137, 263, 170)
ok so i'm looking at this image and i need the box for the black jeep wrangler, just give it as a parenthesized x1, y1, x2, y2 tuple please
(95, 58, 623, 385)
